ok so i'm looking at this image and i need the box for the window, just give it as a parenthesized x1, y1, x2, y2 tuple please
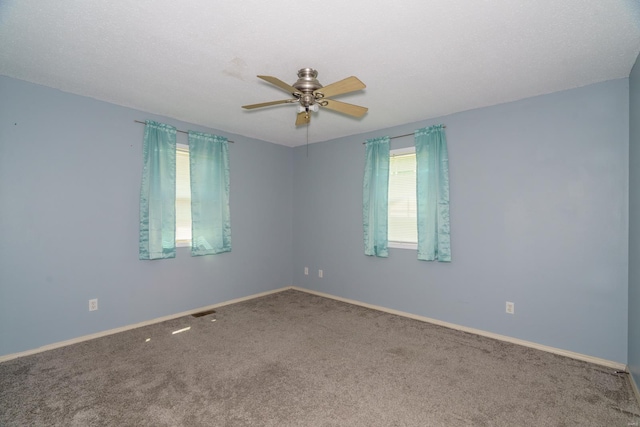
(388, 147, 417, 249)
(176, 144, 191, 247)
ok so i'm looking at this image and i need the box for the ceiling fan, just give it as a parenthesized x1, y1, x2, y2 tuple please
(242, 68, 368, 126)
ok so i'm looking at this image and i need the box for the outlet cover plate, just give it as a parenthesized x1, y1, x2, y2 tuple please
(506, 301, 514, 314)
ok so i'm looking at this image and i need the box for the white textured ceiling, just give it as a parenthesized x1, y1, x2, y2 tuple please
(1, 1, 639, 147)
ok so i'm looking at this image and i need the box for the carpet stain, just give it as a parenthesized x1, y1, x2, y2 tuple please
(385, 347, 410, 358)
(584, 394, 602, 405)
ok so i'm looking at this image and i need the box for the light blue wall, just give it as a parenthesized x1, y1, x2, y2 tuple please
(630, 53, 640, 382)
(293, 79, 630, 363)
(1, 75, 632, 364)
(0, 76, 293, 357)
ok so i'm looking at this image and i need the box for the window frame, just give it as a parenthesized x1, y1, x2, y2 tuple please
(388, 146, 418, 251)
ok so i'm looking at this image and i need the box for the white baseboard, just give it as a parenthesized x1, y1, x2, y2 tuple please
(291, 286, 627, 371)
(0, 286, 291, 363)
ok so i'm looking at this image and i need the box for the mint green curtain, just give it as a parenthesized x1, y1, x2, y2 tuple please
(363, 136, 390, 257)
(139, 121, 177, 260)
(415, 125, 451, 261)
(188, 131, 231, 256)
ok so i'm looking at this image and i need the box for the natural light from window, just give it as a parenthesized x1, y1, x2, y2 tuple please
(388, 147, 417, 249)
(176, 144, 192, 246)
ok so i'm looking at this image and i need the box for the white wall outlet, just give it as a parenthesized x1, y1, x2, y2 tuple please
(89, 298, 98, 311)
(506, 301, 514, 314)
(304, 267, 309, 275)
(318, 269, 323, 278)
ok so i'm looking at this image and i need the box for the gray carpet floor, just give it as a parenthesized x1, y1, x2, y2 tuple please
(1, 289, 639, 426)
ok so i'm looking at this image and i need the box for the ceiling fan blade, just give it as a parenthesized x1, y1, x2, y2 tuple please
(295, 111, 311, 126)
(321, 99, 368, 118)
(257, 75, 300, 95)
(314, 76, 365, 99)
(242, 99, 296, 109)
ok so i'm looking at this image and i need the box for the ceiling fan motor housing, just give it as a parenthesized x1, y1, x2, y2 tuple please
(293, 68, 324, 107)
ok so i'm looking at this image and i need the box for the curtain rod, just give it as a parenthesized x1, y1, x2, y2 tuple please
(361, 126, 446, 144)
(134, 120, 234, 143)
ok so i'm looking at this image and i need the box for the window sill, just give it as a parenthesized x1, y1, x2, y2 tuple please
(389, 241, 417, 250)
(176, 240, 191, 248)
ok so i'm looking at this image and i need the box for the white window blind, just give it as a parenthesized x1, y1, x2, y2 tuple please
(388, 148, 417, 245)
(176, 144, 192, 246)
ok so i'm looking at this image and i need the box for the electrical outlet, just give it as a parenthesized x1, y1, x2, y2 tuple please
(318, 269, 323, 278)
(506, 301, 514, 314)
(89, 299, 98, 311)
(304, 267, 309, 275)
